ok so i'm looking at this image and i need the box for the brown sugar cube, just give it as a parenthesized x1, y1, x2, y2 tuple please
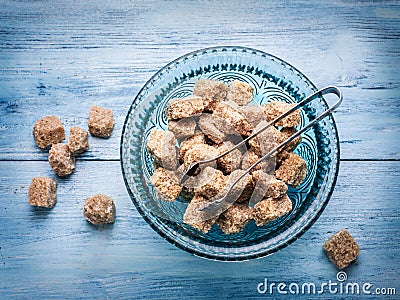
(146, 128, 178, 170)
(165, 96, 204, 120)
(28, 177, 57, 208)
(323, 229, 360, 269)
(183, 194, 219, 233)
(83, 194, 116, 225)
(88, 105, 114, 138)
(227, 169, 254, 203)
(48, 143, 75, 177)
(275, 152, 307, 187)
(241, 148, 273, 174)
(178, 132, 206, 162)
(216, 203, 253, 234)
(198, 113, 227, 144)
(33, 116, 65, 149)
(251, 170, 288, 200)
(168, 118, 197, 140)
(238, 105, 267, 127)
(216, 141, 242, 175)
(150, 167, 182, 202)
(280, 127, 302, 152)
(252, 194, 292, 227)
(193, 79, 228, 112)
(213, 102, 254, 136)
(68, 126, 89, 154)
(248, 121, 285, 156)
(227, 80, 254, 106)
(263, 101, 301, 127)
(193, 167, 227, 200)
(183, 143, 219, 170)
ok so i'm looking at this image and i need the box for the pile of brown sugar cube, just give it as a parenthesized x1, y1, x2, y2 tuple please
(146, 78, 307, 234)
(28, 105, 116, 225)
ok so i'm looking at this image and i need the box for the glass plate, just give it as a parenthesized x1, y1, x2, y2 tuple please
(120, 46, 340, 261)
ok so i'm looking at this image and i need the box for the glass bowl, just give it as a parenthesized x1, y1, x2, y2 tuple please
(120, 46, 340, 261)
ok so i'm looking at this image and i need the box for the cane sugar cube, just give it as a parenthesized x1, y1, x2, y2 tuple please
(323, 229, 360, 269)
(213, 102, 254, 136)
(280, 127, 302, 152)
(183, 195, 219, 233)
(165, 96, 204, 120)
(28, 177, 57, 208)
(83, 194, 116, 225)
(193, 167, 227, 200)
(251, 170, 288, 200)
(33, 116, 65, 149)
(183, 143, 219, 169)
(248, 121, 285, 156)
(275, 152, 307, 187)
(216, 141, 242, 175)
(263, 101, 301, 127)
(227, 169, 254, 203)
(68, 126, 89, 154)
(178, 132, 206, 162)
(238, 105, 267, 127)
(198, 113, 227, 144)
(168, 118, 197, 140)
(150, 167, 182, 202)
(48, 143, 75, 177)
(252, 194, 292, 226)
(217, 203, 253, 234)
(241, 148, 273, 174)
(146, 128, 178, 170)
(193, 79, 228, 112)
(227, 80, 254, 106)
(88, 105, 114, 138)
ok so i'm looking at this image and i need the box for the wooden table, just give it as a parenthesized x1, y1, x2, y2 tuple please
(1, 1, 399, 298)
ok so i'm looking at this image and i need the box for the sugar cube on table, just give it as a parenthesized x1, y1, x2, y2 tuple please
(28, 177, 57, 208)
(33, 116, 65, 149)
(88, 105, 114, 138)
(48, 143, 75, 177)
(83, 194, 116, 225)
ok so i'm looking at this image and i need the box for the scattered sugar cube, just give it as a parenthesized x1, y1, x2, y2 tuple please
(216, 141, 242, 175)
(33, 116, 65, 149)
(183, 195, 219, 233)
(48, 143, 75, 177)
(28, 177, 57, 208)
(193, 167, 227, 200)
(178, 132, 206, 162)
(146, 128, 178, 170)
(193, 79, 228, 111)
(263, 101, 301, 127)
(227, 80, 254, 106)
(168, 118, 197, 139)
(252, 194, 292, 226)
(165, 96, 204, 120)
(150, 167, 182, 202)
(68, 126, 89, 154)
(213, 102, 254, 136)
(275, 152, 307, 187)
(217, 203, 253, 234)
(83, 194, 116, 225)
(323, 229, 360, 269)
(88, 105, 114, 138)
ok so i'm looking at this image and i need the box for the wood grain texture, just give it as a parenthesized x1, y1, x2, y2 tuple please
(0, 0, 399, 160)
(0, 160, 399, 299)
(1, 0, 399, 299)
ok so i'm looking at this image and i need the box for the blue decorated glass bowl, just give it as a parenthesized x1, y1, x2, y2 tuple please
(120, 46, 340, 261)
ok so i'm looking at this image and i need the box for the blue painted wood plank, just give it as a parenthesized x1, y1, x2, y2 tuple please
(0, 160, 399, 299)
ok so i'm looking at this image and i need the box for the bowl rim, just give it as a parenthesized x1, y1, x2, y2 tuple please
(120, 46, 340, 261)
